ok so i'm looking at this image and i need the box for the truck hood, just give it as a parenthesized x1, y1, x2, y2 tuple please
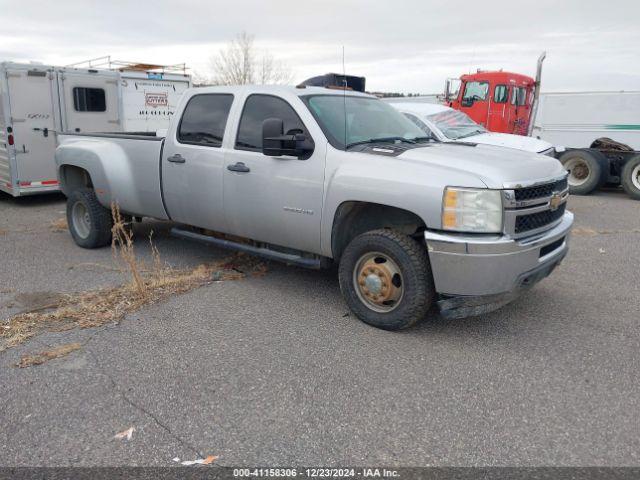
(460, 132, 553, 153)
(396, 143, 566, 189)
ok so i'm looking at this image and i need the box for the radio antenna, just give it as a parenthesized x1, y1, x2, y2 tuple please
(342, 46, 347, 151)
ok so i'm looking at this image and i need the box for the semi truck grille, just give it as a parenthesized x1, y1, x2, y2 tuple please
(514, 177, 568, 202)
(515, 203, 566, 234)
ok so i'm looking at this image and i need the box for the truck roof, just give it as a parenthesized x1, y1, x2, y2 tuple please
(185, 84, 375, 98)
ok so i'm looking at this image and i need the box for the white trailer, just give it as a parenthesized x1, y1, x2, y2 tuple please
(0, 59, 191, 196)
(531, 91, 640, 199)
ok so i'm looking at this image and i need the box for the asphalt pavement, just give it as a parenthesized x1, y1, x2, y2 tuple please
(0, 189, 639, 466)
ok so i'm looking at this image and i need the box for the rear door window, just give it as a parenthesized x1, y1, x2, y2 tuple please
(178, 94, 234, 147)
(235, 94, 309, 151)
(511, 87, 527, 106)
(494, 85, 508, 103)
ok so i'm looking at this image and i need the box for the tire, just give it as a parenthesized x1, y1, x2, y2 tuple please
(66, 188, 113, 248)
(621, 154, 640, 200)
(338, 229, 435, 331)
(558, 149, 607, 195)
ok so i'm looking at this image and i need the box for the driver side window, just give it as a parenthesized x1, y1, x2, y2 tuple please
(462, 81, 489, 102)
(235, 94, 309, 152)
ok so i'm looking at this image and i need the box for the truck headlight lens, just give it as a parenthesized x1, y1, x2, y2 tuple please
(442, 187, 503, 233)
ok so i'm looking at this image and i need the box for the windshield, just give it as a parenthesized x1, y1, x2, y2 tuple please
(303, 95, 428, 150)
(426, 109, 487, 140)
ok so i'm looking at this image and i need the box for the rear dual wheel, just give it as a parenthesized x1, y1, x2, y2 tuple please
(338, 229, 435, 330)
(66, 188, 113, 248)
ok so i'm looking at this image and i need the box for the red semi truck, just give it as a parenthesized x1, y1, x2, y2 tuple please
(443, 53, 640, 199)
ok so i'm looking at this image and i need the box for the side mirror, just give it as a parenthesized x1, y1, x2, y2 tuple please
(262, 118, 314, 159)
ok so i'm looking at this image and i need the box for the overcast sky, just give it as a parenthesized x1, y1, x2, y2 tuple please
(1, 0, 639, 93)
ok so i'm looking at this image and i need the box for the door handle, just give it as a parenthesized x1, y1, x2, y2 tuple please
(167, 154, 186, 164)
(227, 162, 250, 173)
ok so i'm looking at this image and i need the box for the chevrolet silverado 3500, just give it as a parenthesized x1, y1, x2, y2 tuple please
(55, 84, 573, 330)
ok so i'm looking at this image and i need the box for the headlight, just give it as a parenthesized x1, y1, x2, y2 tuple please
(442, 187, 503, 233)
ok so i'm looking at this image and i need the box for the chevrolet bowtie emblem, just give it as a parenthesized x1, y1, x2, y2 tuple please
(549, 192, 563, 211)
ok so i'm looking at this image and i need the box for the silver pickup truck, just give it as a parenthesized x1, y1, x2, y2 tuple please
(55, 84, 573, 330)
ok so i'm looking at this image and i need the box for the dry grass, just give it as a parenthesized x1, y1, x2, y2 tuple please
(1, 204, 267, 352)
(15, 342, 81, 368)
(50, 218, 68, 232)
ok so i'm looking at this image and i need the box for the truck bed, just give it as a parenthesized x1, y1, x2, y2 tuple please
(56, 132, 168, 220)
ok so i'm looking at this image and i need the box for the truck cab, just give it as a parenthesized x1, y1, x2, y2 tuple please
(446, 71, 536, 136)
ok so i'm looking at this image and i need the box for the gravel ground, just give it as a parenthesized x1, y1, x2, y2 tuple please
(0, 188, 639, 467)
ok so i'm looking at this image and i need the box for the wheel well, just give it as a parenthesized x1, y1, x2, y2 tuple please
(59, 165, 93, 195)
(331, 202, 426, 259)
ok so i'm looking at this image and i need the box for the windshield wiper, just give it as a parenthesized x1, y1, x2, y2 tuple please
(346, 136, 417, 149)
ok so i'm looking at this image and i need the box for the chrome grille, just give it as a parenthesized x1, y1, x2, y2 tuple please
(503, 175, 569, 238)
(515, 203, 566, 234)
(514, 178, 568, 202)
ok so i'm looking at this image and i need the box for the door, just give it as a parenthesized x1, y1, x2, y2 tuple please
(6, 68, 59, 184)
(161, 93, 235, 231)
(59, 71, 119, 133)
(458, 80, 490, 128)
(223, 94, 326, 254)
(511, 85, 530, 135)
(487, 84, 510, 132)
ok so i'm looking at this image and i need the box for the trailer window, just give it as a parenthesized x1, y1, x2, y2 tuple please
(73, 87, 106, 112)
(178, 94, 234, 147)
(462, 81, 489, 102)
(494, 85, 508, 103)
(235, 94, 309, 151)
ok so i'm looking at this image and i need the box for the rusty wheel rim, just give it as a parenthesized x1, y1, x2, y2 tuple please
(353, 252, 404, 313)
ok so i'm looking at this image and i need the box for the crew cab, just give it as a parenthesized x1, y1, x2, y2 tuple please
(55, 84, 573, 330)
(389, 102, 554, 155)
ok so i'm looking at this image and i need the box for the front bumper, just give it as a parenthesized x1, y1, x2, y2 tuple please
(424, 211, 573, 317)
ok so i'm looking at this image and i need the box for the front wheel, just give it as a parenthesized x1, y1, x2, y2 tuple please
(621, 155, 640, 200)
(66, 188, 113, 248)
(338, 229, 435, 330)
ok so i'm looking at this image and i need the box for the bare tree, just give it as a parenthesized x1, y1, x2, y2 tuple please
(211, 32, 293, 85)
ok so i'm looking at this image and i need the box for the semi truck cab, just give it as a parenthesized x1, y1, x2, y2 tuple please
(446, 71, 536, 136)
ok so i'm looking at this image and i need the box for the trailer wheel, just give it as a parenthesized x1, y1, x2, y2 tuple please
(338, 229, 435, 331)
(559, 150, 607, 195)
(66, 188, 113, 248)
(621, 155, 640, 200)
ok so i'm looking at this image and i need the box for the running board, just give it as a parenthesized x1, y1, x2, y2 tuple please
(171, 228, 323, 269)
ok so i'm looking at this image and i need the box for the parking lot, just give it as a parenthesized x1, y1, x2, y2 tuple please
(1, 189, 639, 466)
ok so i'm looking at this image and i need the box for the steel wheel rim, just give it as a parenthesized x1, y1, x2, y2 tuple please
(564, 157, 592, 187)
(72, 202, 91, 239)
(632, 164, 640, 190)
(353, 251, 404, 313)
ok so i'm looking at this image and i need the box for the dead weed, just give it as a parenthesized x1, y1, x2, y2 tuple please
(1, 204, 267, 352)
(16, 342, 81, 368)
(50, 218, 68, 232)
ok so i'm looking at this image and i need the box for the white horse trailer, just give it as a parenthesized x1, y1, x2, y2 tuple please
(0, 61, 190, 197)
(532, 91, 640, 199)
